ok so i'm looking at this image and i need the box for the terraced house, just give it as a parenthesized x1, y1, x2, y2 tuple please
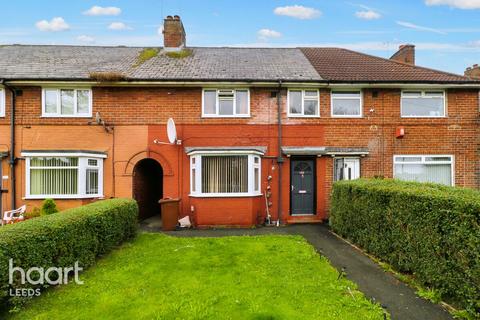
(0, 16, 479, 227)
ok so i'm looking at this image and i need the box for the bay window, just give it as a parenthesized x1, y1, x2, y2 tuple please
(331, 91, 362, 117)
(288, 89, 319, 117)
(23, 152, 105, 198)
(401, 90, 445, 117)
(202, 89, 250, 117)
(394, 155, 453, 186)
(42, 88, 92, 117)
(190, 153, 261, 196)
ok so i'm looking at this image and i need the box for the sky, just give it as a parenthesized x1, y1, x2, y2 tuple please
(1, 0, 480, 74)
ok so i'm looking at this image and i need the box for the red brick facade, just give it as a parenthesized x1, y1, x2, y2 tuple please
(0, 86, 478, 227)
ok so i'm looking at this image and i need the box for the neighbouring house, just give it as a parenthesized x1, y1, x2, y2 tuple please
(0, 15, 479, 227)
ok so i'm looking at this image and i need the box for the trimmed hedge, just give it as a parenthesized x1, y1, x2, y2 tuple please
(0, 198, 138, 311)
(330, 179, 480, 316)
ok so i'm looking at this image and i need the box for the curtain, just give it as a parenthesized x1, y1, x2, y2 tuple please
(30, 157, 78, 195)
(202, 156, 248, 193)
(394, 163, 451, 185)
(86, 168, 99, 194)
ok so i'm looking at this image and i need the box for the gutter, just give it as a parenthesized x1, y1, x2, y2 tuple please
(0, 79, 16, 210)
(276, 80, 284, 226)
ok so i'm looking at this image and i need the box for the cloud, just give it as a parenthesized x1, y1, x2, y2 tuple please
(355, 10, 381, 19)
(396, 21, 447, 34)
(77, 35, 95, 43)
(157, 25, 164, 36)
(83, 6, 121, 16)
(257, 28, 282, 41)
(108, 22, 132, 30)
(273, 5, 321, 19)
(425, 0, 480, 9)
(35, 17, 70, 32)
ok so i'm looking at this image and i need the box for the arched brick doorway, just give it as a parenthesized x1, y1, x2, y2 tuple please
(132, 158, 163, 220)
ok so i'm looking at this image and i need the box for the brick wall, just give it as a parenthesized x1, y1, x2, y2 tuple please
(0, 86, 478, 226)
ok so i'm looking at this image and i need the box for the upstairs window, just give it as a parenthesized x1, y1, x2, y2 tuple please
(288, 89, 319, 117)
(42, 88, 92, 117)
(0, 88, 4, 117)
(331, 91, 362, 117)
(202, 89, 250, 117)
(401, 90, 445, 117)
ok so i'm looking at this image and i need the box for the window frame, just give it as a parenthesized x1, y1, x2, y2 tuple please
(393, 154, 454, 186)
(287, 89, 320, 118)
(0, 88, 5, 117)
(189, 151, 262, 197)
(400, 90, 446, 118)
(201, 88, 250, 118)
(41, 88, 93, 118)
(330, 90, 363, 118)
(23, 152, 105, 199)
(333, 157, 361, 181)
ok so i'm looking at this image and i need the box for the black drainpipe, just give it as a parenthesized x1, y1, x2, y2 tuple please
(1, 80, 16, 210)
(276, 80, 284, 225)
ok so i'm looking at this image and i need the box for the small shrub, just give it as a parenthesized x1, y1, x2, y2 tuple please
(24, 207, 41, 219)
(89, 71, 127, 82)
(0, 198, 138, 312)
(40, 198, 58, 215)
(330, 179, 480, 318)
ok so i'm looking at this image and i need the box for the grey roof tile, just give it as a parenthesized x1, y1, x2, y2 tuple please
(0, 45, 321, 81)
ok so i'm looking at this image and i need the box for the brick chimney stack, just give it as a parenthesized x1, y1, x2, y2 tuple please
(465, 64, 480, 79)
(163, 15, 186, 51)
(390, 44, 415, 65)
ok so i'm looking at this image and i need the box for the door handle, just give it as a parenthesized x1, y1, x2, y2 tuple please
(291, 185, 294, 191)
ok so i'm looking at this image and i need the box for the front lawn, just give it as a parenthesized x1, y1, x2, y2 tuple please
(8, 233, 386, 319)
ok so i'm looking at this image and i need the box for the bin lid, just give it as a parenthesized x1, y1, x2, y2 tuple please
(159, 198, 181, 204)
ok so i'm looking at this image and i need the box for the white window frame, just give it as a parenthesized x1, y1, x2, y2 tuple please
(287, 89, 320, 118)
(22, 152, 105, 199)
(201, 89, 250, 118)
(189, 151, 262, 197)
(400, 90, 446, 118)
(393, 154, 454, 186)
(331, 90, 363, 118)
(0, 88, 5, 117)
(333, 157, 361, 181)
(41, 88, 93, 118)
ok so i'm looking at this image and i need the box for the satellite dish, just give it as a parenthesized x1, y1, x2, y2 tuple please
(167, 118, 177, 144)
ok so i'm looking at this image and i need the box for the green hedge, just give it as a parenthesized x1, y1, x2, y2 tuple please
(0, 198, 138, 311)
(330, 179, 480, 316)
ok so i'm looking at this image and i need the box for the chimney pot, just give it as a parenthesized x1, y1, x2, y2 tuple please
(163, 15, 186, 51)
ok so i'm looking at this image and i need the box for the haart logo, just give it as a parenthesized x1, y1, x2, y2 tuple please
(8, 259, 83, 297)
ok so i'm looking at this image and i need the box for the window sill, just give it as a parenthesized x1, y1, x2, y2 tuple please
(400, 116, 446, 118)
(287, 115, 320, 118)
(41, 115, 92, 118)
(189, 193, 262, 198)
(201, 115, 251, 118)
(24, 195, 104, 200)
(331, 115, 363, 118)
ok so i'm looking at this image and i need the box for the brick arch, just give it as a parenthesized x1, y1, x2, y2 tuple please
(124, 149, 174, 176)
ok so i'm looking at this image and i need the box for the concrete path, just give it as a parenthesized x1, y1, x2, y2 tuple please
(144, 223, 453, 320)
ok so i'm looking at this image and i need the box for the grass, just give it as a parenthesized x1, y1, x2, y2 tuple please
(165, 49, 193, 59)
(133, 48, 159, 67)
(7, 233, 387, 320)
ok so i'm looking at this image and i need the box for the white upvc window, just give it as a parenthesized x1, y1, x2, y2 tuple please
(288, 89, 319, 117)
(331, 91, 362, 117)
(42, 88, 92, 117)
(202, 89, 250, 117)
(401, 90, 446, 118)
(393, 155, 454, 186)
(0, 88, 5, 117)
(190, 152, 261, 197)
(23, 152, 105, 199)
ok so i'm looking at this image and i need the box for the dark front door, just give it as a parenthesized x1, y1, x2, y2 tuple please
(290, 158, 316, 215)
